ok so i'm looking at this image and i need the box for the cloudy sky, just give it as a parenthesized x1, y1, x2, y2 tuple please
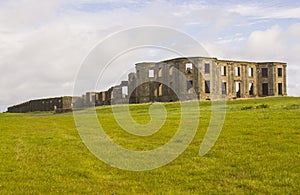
(1, 0, 300, 111)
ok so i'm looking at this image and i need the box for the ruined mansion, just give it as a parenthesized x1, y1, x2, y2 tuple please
(7, 57, 287, 113)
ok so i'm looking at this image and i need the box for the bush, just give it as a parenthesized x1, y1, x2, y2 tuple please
(255, 104, 269, 109)
(241, 106, 253, 110)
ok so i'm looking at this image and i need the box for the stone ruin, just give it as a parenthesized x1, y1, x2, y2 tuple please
(7, 57, 287, 113)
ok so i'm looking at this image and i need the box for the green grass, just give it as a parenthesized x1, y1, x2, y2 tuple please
(0, 97, 299, 194)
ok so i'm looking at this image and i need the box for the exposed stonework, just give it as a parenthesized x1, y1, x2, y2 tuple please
(7, 96, 75, 113)
(7, 57, 287, 113)
(127, 57, 287, 103)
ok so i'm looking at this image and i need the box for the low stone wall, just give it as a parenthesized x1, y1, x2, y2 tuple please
(7, 96, 73, 113)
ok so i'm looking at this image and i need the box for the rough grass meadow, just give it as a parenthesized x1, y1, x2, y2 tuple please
(0, 97, 299, 194)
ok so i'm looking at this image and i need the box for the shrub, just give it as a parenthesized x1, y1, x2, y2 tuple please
(241, 106, 253, 110)
(256, 104, 269, 109)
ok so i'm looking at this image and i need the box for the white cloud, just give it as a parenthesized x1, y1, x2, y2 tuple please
(244, 24, 300, 63)
(245, 25, 285, 59)
(229, 4, 300, 19)
(205, 23, 300, 96)
(216, 33, 246, 44)
(0, 0, 62, 31)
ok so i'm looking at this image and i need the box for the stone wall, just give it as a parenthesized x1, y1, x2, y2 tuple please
(7, 96, 74, 113)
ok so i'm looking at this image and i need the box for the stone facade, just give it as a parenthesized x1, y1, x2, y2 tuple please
(7, 57, 287, 113)
(127, 57, 287, 103)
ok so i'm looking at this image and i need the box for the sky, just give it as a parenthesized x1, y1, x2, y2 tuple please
(0, 0, 300, 112)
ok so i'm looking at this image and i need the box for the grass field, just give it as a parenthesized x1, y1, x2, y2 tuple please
(0, 97, 299, 194)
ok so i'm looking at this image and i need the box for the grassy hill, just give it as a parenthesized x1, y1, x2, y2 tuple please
(0, 97, 299, 194)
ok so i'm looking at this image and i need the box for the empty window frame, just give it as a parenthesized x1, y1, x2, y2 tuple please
(248, 67, 254, 77)
(278, 83, 283, 95)
(221, 66, 226, 76)
(278, 68, 282, 77)
(185, 63, 193, 70)
(158, 68, 162, 77)
(122, 86, 128, 98)
(154, 88, 158, 97)
(235, 82, 241, 98)
(262, 68, 268, 77)
(158, 84, 163, 96)
(205, 63, 210, 74)
(111, 91, 114, 99)
(222, 82, 227, 95)
(205, 80, 210, 93)
(102, 92, 106, 101)
(91, 95, 96, 103)
(149, 69, 154, 78)
(262, 83, 268, 95)
(249, 82, 254, 95)
(235, 67, 240, 76)
(169, 66, 173, 76)
(187, 80, 193, 93)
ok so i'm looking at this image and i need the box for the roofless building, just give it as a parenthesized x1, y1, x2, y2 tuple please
(7, 57, 287, 113)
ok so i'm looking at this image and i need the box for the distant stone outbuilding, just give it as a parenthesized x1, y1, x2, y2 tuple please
(7, 96, 74, 113)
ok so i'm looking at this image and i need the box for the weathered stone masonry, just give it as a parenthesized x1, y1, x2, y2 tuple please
(7, 57, 287, 113)
(125, 57, 287, 103)
(7, 96, 74, 113)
